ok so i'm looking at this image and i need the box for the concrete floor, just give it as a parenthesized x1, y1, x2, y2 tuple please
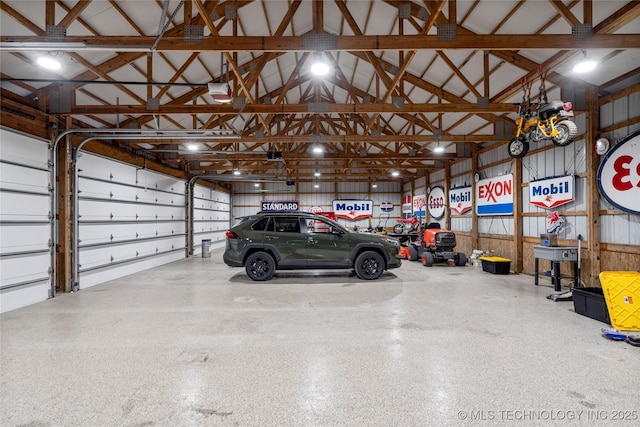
(1, 249, 638, 427)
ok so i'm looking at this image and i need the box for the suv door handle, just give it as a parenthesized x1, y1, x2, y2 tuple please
(265, 236, 278, 240)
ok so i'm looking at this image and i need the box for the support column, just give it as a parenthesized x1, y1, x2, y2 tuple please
(513, 157, 523, 272)
(587, 87, 601, 286)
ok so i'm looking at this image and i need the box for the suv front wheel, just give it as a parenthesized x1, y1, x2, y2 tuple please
(245, 251, 276, 281)
(354, 251, 384, 280)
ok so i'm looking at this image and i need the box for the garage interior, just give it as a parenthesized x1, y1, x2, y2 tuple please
(1, 0, 639, 425)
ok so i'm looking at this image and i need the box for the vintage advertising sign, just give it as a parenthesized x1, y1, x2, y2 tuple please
(449, 186, 473, 215)
(402, 202, 412, 219)
(380, 201, 394, 212)
(261, 200, 299, 211)
(475, 174, 514, 216)
(412, 194, 427, 216)
(529, 175, 575, 209)
(597, 130, 640, 215)
(332, 199, 373, 220)
(427, 186, 446, 219)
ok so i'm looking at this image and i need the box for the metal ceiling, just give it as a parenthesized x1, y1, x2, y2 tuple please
(1, 0, 639, 183)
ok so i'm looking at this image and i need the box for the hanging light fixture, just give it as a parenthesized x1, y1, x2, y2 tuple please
(573, 50, 597, 73)
(310, 53, 330, 76)
(37, 54, 61, 70)
(433, 142, 445, 153)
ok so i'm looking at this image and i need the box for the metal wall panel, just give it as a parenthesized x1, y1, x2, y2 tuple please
(77, 153, 186, 289)
(451, 158, 472, 176)
(0, 128, 51, 313)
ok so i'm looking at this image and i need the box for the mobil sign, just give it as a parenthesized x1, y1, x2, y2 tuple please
(529, 175, 575, 209)
(449, 186, 472, 215)
(427, 186, 446, 219)
(476, 174, 514, 216)
(332, 199, 373, 220)
(598, 130, 640, 215)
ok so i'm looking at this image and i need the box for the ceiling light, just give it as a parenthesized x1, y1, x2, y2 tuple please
(391, 171, 400, 177)
(433, 142, 445, 153)
(314, 171, 321, 177)
(573, 50, 597, 73)
(187, 143, 199, 151)
(37, 56, 61, 70)
(233, 170, 241, 176)
(254, 183, 260, 187)
(312, 145, 324, 154)
(314, 183, 320, 188)
(311, 62, 330, 76)
(372, 183, 378, 188)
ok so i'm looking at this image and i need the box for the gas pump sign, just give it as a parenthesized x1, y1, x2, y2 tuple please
(598, 131, 640, 215)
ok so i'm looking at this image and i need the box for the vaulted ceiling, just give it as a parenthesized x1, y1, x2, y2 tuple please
(1, 1, 639, 183)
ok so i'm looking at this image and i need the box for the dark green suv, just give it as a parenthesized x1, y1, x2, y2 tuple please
(223, 211, 402, 281)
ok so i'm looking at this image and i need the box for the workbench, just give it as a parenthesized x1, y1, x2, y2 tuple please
(533, 246, 579, 291)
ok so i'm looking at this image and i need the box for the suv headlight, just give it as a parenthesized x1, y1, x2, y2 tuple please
(382, 236, 400, 247)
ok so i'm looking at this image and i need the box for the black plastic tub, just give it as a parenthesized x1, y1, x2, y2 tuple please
(572, 287, 610, 324)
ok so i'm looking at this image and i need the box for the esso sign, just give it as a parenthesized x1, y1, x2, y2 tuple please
(598, 130, 640, 215)
(428, 186, 445, 219)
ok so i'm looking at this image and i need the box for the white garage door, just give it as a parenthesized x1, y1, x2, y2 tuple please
(77, 153, 186, 288)
(0, 129, 52, 313)
(192, 183, 230, 253)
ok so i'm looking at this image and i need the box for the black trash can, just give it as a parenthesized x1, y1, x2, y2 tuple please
(201, 239, 211, 258)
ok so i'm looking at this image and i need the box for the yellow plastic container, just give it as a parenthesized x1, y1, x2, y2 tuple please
(599, 271, 640, 332)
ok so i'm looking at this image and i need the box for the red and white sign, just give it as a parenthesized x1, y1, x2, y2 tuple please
(529, 175, 575, 209)
(598, 130, 640, 215)
(428, 186, 446, 219)
(449, 186, 472, 215)
(380, 201, 394, 212)
(413, 194, 426, 216)
(332, 199, 373, 220)
(476, 174, 514, 216)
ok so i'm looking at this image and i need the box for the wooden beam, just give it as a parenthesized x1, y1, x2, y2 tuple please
(548, 0, 581, 27)
(586, 87, 600, 286)
(3, 33, 638, 51)
(58, 1, 92, 29)
(68, 102, 516, 115)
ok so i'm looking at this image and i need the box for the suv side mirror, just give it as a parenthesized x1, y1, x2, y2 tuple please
(331, 226, 343, 235)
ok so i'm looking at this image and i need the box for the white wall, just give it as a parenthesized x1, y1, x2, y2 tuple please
(232, 180, 402, 231)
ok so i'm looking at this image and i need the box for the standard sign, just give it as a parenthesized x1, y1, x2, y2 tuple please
(476, 174, 514, 216)
(598, 130, 640, 215)
(428, 186, 445, 219)
(449, 186, 472, 215)
(529, 175, 575, 209)
(332, 199, 373, 220)
(261, 200, 299, 211)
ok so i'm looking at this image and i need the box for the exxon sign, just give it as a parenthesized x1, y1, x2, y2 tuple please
(332, 200, 373, 220)
(476, 174, 514, 216)
(529, 175, 574, 209)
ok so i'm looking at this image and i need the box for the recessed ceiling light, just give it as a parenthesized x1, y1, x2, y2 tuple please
(311, 62, 330, 76)
(37, 56, 61, 70)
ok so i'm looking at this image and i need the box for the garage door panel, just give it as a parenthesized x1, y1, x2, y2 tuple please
(79, 236, 185, 269)
(0, 192, 50, 220)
